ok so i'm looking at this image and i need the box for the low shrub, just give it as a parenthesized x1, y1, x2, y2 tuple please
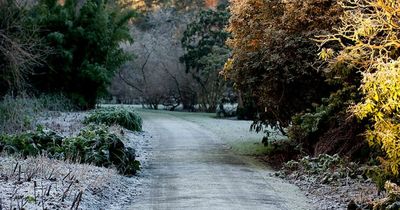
(63, 125, 140, 175)
(0, 125, 140, 175)
(0, 126, 63, 157)
(279, 154, 363, 184)
(348, 181, 400, 209)
(280, 153, 395, 191)
(283, 154, 346, 175)
(84, 107, 142, 131)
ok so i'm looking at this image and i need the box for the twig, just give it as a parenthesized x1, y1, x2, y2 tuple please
(62, 182, 73, 202)
(33, 181, 37, 204)
(10, 186, 19, 210)
(47, 169, 54, 180)
(46, 184, 52, 196)
(70, 190, 83, 210)
(41, 181, 45, 210)
(17, 165, 21, 182)
(20, 195, 28, 210)
(63, 170, 72, 181)
(12, 162, 18, 175)
(26, 167, 38, 182)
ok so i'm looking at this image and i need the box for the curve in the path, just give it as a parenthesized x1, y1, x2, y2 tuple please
(125, 112, 311, 210)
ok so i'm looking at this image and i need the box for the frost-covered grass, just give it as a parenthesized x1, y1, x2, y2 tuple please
(84, 107, 142, 131)
(0, 110, 150, 210)
(0, 155, 132, 210)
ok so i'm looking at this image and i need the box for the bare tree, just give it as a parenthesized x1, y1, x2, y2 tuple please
(0, 0, 48, 96)
(111, 7, 198, 110)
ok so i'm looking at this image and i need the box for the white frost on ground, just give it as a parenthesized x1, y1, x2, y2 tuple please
(0, 111, 152, 210)
(282, 174, 380, 209)
(37, 112, 87, 137)
(0, 156, 139, 210)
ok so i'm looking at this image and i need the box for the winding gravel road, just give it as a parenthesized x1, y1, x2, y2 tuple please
(125, 110, 311, 210)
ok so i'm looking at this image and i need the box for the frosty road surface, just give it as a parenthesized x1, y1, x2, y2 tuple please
(125, 110, 311, 210)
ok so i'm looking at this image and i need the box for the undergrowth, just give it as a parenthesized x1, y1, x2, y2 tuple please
(84, 107, 142, 131)
(36, 93, 75, 112)
(64, 125, 140, 175)
(0, 94, 75, 134)
(0, 95, 42, 134)
(279, 153, 400, 195)
(0, 125, 140, 175)
(0, 126, 63, 157)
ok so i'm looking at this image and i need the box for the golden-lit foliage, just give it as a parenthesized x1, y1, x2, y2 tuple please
(282, 0, 342, 32)
(319, 0, 400, 175)
(317, 0, 400, 70)
(225, 0, 341, 61)
(225, 0, 276, 53)
(354, 59, 400, 175)
(223, 0, 281, 90)
(118, 0, 148, 10)
(223, 0, 341, 131)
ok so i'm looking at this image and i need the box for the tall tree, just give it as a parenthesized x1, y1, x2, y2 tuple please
(30, 0, 136, 109)
(0, 0, 45, 96)
(180, 5, 231, 112)
(114, 7, 196, 110)
(223, 0, 341, 136)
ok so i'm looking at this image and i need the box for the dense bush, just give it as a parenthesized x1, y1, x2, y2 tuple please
(0, 0, 136, 108)
(0, 125, 140, 175)
(84, 107, 142, 131)
(318, 0, 400, 175)
(288, 86, 370, 160)
(222, 0, 371, 166)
